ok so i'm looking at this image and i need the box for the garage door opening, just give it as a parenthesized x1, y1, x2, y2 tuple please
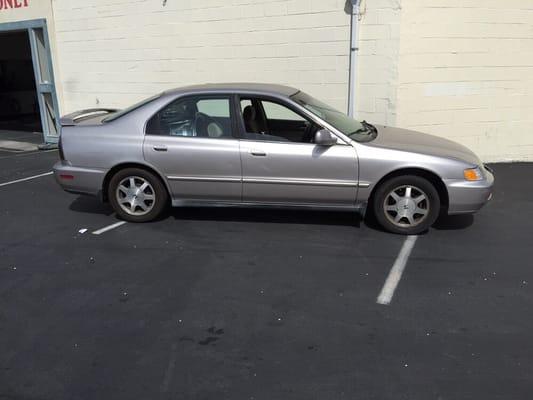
(0, 19, 60, 149)
(0, 30, 43, 144)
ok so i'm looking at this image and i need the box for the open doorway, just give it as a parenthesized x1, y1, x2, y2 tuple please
(0, 19, 60, 149)
(0, 30, 43, 144)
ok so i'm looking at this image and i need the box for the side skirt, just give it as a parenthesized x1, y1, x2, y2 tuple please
(170, 199, 367, 215)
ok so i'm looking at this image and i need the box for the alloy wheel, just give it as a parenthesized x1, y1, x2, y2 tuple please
(115, 176, 156, 216)
(383, 185, 429, 228)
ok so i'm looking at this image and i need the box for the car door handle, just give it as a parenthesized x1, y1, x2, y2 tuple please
(250, 149, 266, 156)
(153, 146, 168, 152)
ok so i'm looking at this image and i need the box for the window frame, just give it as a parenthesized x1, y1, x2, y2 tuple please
(104, 93, 161, 123)
(234, 94, 326, 144)
(144, 93, 238, 139)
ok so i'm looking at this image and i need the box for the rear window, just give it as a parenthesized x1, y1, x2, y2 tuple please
(103, 94, 161, 122)
(197, 99, 230, 117)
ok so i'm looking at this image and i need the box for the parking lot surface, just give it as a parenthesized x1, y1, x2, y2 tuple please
(1, 150, 532, 400)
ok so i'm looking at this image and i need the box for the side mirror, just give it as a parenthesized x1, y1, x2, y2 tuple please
(314, 129, 337, 146)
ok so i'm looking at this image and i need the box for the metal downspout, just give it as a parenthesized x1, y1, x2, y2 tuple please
(347, 0, 362, 117)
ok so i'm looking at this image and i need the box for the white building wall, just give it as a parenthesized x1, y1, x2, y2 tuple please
(2, 0, 533, 161)
(355, 0, 402, 126)
(51, 0, 351, 113)
(395, 0, 533, 161)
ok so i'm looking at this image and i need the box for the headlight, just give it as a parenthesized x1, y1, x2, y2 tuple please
(464, 166, 483, 181)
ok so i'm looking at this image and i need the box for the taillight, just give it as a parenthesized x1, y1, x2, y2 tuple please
(58, 134, 65, 161)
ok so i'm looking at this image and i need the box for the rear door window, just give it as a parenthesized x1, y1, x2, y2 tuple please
(103, 94, 160, 122)
(146, 96, 234, 138)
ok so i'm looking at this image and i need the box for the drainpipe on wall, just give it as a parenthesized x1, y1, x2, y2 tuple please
(347, 0, 362, 117)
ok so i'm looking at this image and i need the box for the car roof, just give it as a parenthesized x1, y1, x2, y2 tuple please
(163, 83, 300, 97)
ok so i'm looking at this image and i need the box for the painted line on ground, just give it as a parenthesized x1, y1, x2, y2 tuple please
(0, 171, 53, 187)
(92, 221, 127, 235)
(377, 235, 418, 305)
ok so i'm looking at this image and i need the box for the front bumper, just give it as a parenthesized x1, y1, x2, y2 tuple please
(53, 161, 106, 197)
(445, 166, 494, 215)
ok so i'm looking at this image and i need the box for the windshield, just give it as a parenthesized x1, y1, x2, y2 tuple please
(103, 94, 161, 122)
(290, 92, 377, 142)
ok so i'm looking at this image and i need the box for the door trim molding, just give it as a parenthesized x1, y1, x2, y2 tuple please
(167, 175, 242, 183)
(0, 19, 46, 32)
(243, 177, 364, 187)
(167, 175, 370, 187)
(171, 198, 365, 212)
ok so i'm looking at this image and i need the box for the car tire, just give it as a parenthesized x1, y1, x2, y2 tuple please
(373, 175, 440, 235)
(108, 168, 168, 222)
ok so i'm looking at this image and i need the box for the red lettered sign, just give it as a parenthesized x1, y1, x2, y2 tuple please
(0, 0, 29, 11)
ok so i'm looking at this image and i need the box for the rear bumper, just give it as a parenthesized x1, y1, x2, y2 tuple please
(445, 167, 494, 215)
(53, 161, 106, 197)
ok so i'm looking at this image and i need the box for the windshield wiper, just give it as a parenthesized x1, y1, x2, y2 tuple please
(349, 120, 378, 136)
(361, 120, 377, 133)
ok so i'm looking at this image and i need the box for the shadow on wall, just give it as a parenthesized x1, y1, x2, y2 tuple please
(344, 0, 355, 14)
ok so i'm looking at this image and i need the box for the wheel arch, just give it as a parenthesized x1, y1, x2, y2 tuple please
(102, 162, 171, 202)
(368, 167, 449, 213)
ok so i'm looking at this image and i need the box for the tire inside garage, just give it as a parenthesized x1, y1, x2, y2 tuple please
(0, 30, 43, 144)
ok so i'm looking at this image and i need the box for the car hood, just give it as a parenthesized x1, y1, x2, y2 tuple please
(363, 125, 480, 165)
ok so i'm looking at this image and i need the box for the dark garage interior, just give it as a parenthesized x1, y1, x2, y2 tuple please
(0, 30, 42, 141)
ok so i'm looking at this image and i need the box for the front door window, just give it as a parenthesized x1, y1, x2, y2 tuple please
(239, 97, 317, 143)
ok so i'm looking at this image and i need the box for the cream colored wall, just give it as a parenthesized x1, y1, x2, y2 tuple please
(355, 0, 402, 126)
(51, 0, 351, 114)
(395, 0, 533, 162)
(3, 0, 532, 161)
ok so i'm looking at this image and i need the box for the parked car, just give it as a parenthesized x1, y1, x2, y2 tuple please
(54, 83, 494, 234)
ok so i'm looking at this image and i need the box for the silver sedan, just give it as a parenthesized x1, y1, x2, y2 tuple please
(53, 83, 494, 234)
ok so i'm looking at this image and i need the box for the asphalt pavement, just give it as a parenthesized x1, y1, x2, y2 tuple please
(0, 150, 532, 400)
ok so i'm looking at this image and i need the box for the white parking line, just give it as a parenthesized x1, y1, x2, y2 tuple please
(92, 221, 127, 235)
(0, 171, 53, 187)
(377, 235, 418, 305)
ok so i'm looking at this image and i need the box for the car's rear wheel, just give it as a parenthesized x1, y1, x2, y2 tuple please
(373, 175, 440, 235)
(108, 168, 168, 222)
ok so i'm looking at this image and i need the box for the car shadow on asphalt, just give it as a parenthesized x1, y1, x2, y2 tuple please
(363, 204, 474, 234)
(169, 207, 362, 227)
(67, 195, 473, 231)
(69, 195, 115, 216)
(433, 214, 474, 230)
(67, 196, 361, 227)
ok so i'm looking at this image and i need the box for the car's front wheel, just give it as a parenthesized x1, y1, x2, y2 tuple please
(108, 168, 168, 222)
(373, 175, 440, 235)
